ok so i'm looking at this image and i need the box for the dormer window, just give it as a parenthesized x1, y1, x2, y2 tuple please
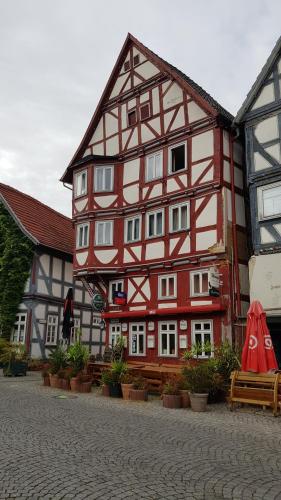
(140, 103, 150, 121)
(74, 170, 87, 198)
(128, 109, 137, 127)
(94, 166, 114, 192)
(124, 60, 130, 72)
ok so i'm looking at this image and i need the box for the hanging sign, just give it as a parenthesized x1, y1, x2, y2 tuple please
(147, 335, 155, 348)
(92, 293, 105, 312)
(209, 266, 220, 297)
(113, 291, 127, 305)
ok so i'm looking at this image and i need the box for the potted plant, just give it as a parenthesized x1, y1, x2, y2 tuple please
(72, 372, 92, 393)
(183, 362, 214, 412)
(108, 361, 127, 397)
(67, 339, 90, 392)
(0, 342, 28, 376)
(130, 376, 148, 401)
(57, 368, 71, 391)
(162, 377, 181, 409)
(120, 372, 134, 400)
(48, 345, 67, 388)
(41, 368, 50, 386)
(178, 377, 190, 408)
(100, 369, 111, 397)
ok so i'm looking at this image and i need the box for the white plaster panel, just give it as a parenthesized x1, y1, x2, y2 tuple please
(273, 223, 281, 237)
(39, 254, 50, 276)
(121, 104, 127, 129)
(178, 235, 190, 254)
(105, 112, 118, 137)
(95, 195, 117, 208)
(234, 167, 243, 189)
(142, 186, 149, 198)
(254, 152, 271, 171)
(260, 227, 275, 243)
(152, 87, 160, 115)
(167, 178, 180, 193)
(141, 280, 151, 300)
(149, 184, 162, 198)
(191, 160, 211, 184)
(82, 328, 90, 343)
(249, 254, 281, 310)
(132, 292, 144, 302)
(84, 290, 92, 305)
(196, 230, 217, 251)
(129, 306, 145, 311)
(37, 279, 49, 295)
(34, 304, 46, 319)
(163, 82, 183, 110)
(92, 142, 104, 155)
(196, 195, 217, 228)
(106, 135, 119, 155)
(223, 130, 230, 157)
(190, 300, 211, 306)
(164, 110, 175, 132)
(132, 46, 146, 64)
(192, 130, 214, 162)
(223, 160, 231, 183)
(83, 148, 91, 158)
(89, 118, 103, 145)
(64, 262, 72, 283)
(135, 61, 159, 80)
(254, 115, 279, 143)
(33, 322, 44, 341)
(124, 249, 135, 263)
(129, 246, 141, 260)
(188, 101, 207, 122)
(74, 288, 83, 303)
(123, 185, 139, 204)
(235, 194, 246, 227)
(48, 305, 59, 313)
(76, 251, 88, 266)
(170, 106, 185, 130)
(251, 83, 275, 110)
(147, 117, 161, 135)
(82, 310, 91, 324)
(123, 158, 140, 185)
(239, 264, 249, 295)
(145, 241, 165, 260)
(127, 280, 136, 300)
(24, 276, 30, 293)
(18, 302, 27, 310)
(30, 343, 42, 359)
(52, 283, 61, 298)
(127, 128, 138, 149)
(52, 257, 62, 281)
(179, 174, 188, 187)
(141, 124, 156, 143)
(133, 75, 142, 87)
(110, 73, 129, 98)
(128, 98, 136, 110)
(122, 130, 130, 148)
(265, 143, 281, 162)
(75, 198, 88, 213)
(94, 249, 118, 264)
(158, 303, 177, 308)
(170, 237, 180, 254)
(278, 57, 281, 74)
(140, 92, 149, 103)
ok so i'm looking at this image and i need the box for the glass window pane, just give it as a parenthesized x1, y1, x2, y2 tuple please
(161, 278, 167, 297)
(172, 208, 179, 231)
(96, 169, 103, 191)
(127, 220, 133, 241)
(132, 334, 137, 353)
(155, 154, 162, 177)
(193, 274, 200, 294)
(162, 333, 167, 353)
(169, 334, 175, 355)
(81, 172, 86, 194)
(139, 334, 144, 354)
(156, 212, 162, 234)
(134, 218, 140, 240)
(204, 323, 211, 330)
(104, 222, 111, 244)
(97, 223, 104, 244)
(149, 214, 154, 236)
(79, 227, 83, 247)
(181, 205, 187, 229)
(171, 145, 185, 172)
(147, 157, 154, 181)
(202, 273, 209, 293)
(104, 168, 112, 191)
(83, 226, 88, 246)
(169, 277, 174, 296)
(194, 323, 201, 331)
(263, 186, 281, 217)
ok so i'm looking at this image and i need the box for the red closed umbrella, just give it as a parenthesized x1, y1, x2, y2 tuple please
(241, 301, 278, 373)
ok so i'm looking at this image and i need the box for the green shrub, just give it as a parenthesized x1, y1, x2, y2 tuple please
(48, 345, 67, 375)
(67, 340, 89, 376)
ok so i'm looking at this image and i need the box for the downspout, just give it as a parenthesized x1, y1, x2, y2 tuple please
(230, 128, 242, 319)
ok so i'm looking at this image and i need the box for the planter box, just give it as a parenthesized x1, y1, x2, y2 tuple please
(70, 378, 92, 393)
(130, 389, 148, 401)
(121, 383, 134, 400)
(179, 390, 190, 408)
(42, 376, 50, 387)
(109, 383, 122, 398)
(189, 393, 208, 412)
(49, 374, 60, 388)
(163, 394, 181, 409)
(59, 379, 70, 391)
(3, 361, 27, 377)
(101, 384, 110, 397)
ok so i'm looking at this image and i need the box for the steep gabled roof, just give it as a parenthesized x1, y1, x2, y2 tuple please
(61, 33, 232, 183)
(235, 36, 281, 124)
(0, 183, 73, 256)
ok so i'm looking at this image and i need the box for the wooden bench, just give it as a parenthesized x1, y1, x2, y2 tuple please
(229, 371, 280, 416)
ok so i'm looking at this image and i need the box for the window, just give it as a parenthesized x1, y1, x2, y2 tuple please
(74, 170, 87, 198)
(159, 322, 177, 357)
(130, 323, 145, 355)
(11, 313, 27, 343)
(92, 315, 100, 327)
(190, 270, 209, 296)
(158, 274, 177, 299)
(140, 103, 150, 121)
(94, 166, 113, 192)
(46, 315, 58, 345)
(191, 321, 213, 358)
(109, 280, 124, 303)
(76, 223, 89, 249)
(258, 182, 281, 220)
(146, 151, 163, 182)
(169, 143, 186, 173)
(70, 318, 81, 344)
(146, 209, 164, 238)
(169, 203, 189, 232)
(133, 54, 140, 66)
(124, 60, 130, 72)
(128, 109, 137, 127)
(95, 220, 113, 246)
(125, 216, 141, 243)
(110, 324, 121, 347)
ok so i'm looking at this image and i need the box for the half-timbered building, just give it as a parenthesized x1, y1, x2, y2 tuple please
(0, 183, 103, 358)
(235, 36, 281, 365)
(61, 34, 249, 363)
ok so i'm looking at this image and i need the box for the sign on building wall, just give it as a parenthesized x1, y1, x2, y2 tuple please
(92, 293, 105, 312)
(209, 266, 220, 297)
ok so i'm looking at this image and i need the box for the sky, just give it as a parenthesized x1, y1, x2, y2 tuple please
(1, 0, 281, 217)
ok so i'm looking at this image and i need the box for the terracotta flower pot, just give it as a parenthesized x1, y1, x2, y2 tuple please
(59, 379, 70, 391)
(70, 378, 92, 393)
(49, 374, 60, 388)
(189, 393, 208, 412)
(129, 389, 148, 401)
(179, 390, 190, 408)
(43, 376, 50, 387)
(79, 381, 92, 393)
(121, 383, 134, 400)
(163, 394, 181, 409)
(102, 384, 110, 397)
(70, 377, 80, 392)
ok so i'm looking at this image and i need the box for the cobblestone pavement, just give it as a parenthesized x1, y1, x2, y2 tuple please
(1, 374, 281, 500)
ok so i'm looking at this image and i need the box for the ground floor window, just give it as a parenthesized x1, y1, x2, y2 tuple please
(11, 313, 27, 343)
(110, 324, 121, 347)
(70, 317, 81, 344)
(130, 323, 145, 355)
(191, 320, 213, 358)
(46, 315, 58, 345)
(159, 322, 177, 357)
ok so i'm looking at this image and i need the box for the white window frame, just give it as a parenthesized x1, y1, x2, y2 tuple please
(110, 324, 121, 347)
(146, 208, 164, 239)
(129, 323, 146, 356)
(70, 317, 81, 344)
(158, 321, 177, 357)
(95, 220, 113, 246)
(76, 223, 89, 249)
(46, 315, 58, 345)
(169, 202, 190, 233)
(124, 215, 141, 243)
(74, 170, 87, 198)
(145, 151, 163, 182)
(168, 141, 187, 175)
(191, 320, 214, 358)
(94, 165, 114, 192)
(109, 279, 124, 304)
(257, 181, 281, 221)
(11, 313, 27, 343)
(158, 274, 177, 299)
(190, 269, 210, 297)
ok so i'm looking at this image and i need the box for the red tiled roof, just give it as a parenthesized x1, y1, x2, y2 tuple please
(0, 183, 74, 255)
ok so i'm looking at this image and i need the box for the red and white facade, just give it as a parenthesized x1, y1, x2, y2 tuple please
(61, 34, 249, 363)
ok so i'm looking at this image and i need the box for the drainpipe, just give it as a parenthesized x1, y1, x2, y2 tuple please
(230, 128, 242, 319)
